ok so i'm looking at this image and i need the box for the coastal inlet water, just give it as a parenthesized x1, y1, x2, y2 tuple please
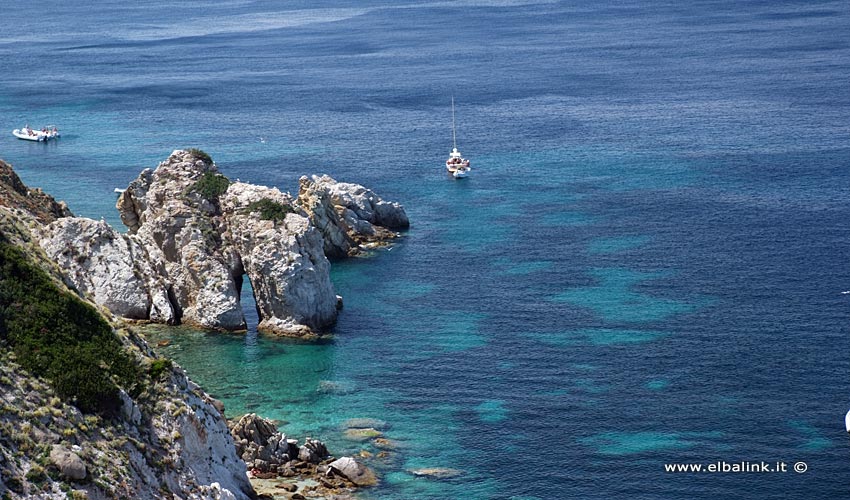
(3, 1, 850, 498)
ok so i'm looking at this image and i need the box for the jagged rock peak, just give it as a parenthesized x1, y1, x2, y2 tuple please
(114, 149, 247, 331)
(117, 149, 223, 234)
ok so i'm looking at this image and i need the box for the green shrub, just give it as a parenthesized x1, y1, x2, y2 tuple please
(148, 358, 172, 380)
(0, 239, 141, 414)
(24, 465, 46, 483)
(191, 171, 230, 202)
(245, 199, 294, 222)
(185, 148, 213, 165)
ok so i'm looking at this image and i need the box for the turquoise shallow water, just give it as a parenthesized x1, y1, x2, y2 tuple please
(4, 0, 850, 498)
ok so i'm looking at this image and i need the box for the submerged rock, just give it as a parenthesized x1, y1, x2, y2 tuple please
(343, 427, 382, 442)
(408, 467, 464, 479)
(372, 437, 401, 450)
(343, 418, 388, 430)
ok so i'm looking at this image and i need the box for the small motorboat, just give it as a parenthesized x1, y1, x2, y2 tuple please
(445, 97, 471, 179)
(12, 125, 60, 142)
(453, 165, 470, 178)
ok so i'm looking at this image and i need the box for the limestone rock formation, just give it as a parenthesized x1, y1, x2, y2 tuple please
(221, 183, 338, 335)
(297, 174, 409, 258)
(116, 150, 245, 331)
(36, 217, 174, 322)
(110, 150, 339, 335)
(298, 438, 330, 464)
(229, 414, 328, 472)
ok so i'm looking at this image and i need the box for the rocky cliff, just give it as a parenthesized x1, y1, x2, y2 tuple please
(220, 182, 339, 336)
(0, 164, 254, 499)
(0, 159, 72, 224)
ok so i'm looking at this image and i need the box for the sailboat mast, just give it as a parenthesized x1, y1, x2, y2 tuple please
(451, 96, 457, 150)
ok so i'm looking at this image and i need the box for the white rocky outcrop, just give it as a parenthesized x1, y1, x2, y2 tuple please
(221, 183, 339, 335)
(327, 456, 378, 486)
(117, 150, 245, 331)
(30, 151, 408, 336)
(107, 150, 341, 335)
(36, 217, 175, 322)
(297, 174, 409, 258)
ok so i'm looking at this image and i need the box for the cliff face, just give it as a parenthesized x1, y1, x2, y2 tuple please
(37, 217, 171, 321)
(220, 182, 339, 336)
(0, 159, 72, 224)
(0, 178, 254, 499)
(0, 346, 254, 500)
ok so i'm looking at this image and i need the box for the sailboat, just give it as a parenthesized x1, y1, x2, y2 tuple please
(445, 97, 470, 179)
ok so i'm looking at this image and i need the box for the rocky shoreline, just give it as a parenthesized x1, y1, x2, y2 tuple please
(228, 414, 377, 500)
(0, 152, 410, 499)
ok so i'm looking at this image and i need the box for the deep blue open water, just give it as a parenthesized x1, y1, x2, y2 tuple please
(2, 1, 849, 498)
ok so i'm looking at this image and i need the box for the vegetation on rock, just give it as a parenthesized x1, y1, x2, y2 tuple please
(0, 237, 141, 414)
(192, 171, 231, 202)
(245, 199, 294, 222)
(148, 358, 173, 380)
(185, 148, 213, 165)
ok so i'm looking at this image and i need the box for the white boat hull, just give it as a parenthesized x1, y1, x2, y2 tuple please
(12, 128, 59, 142)
(13, 129, 46, 141)
(846, 409, 850, 433)
(452, 167, 470, 179)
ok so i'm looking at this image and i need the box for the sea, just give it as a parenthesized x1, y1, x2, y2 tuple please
(2, 1, 849, 498)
